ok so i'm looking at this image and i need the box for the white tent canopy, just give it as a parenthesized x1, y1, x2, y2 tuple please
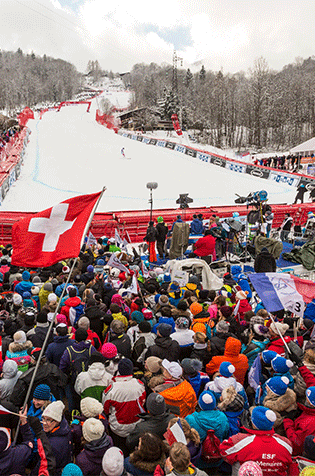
(290, 137, 315, 156)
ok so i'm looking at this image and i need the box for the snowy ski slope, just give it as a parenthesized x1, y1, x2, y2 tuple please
(1, 94, 296, 212)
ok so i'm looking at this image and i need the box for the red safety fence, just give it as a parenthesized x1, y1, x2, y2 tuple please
(0, 202, 313, 245)
(96, 109, 119, 133)
(17, 107, 34, 128)
(57, 101, 92, 112)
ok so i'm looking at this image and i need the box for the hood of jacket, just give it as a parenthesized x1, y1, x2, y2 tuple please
(87, 362, 106, 381)
(210, 376, 237, 393)
(129, 453, 166, 473)
(84, 433, 113, 458)
(3, 359, 19, 378)
(65, 296, 82, 307)
(224, 337, 241, 357)
(193, 310, 210, 321)
(155, 336, 174, 349)
(8, 340, 33, 354)
(53, 335, 71, 344)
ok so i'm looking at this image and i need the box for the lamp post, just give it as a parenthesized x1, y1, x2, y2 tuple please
(146, 182, 158, 222)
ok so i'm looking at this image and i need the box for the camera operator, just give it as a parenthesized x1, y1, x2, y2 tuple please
(210, 221, 227, 259)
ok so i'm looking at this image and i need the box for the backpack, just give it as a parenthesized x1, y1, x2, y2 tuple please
(67, 345, 93, 383)
(201, 429, 222, 462)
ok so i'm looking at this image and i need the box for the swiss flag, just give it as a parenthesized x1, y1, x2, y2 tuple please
(11, 191, 102, 268)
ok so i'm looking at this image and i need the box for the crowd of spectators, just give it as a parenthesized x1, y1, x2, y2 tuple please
(0, 235, 315, 476)
(253, 154, 303, 171)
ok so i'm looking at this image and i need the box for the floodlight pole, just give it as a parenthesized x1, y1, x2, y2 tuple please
(146, 182, 158, 223)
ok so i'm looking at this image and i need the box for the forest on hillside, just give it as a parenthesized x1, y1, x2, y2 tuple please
(125, 57, 315, 151)
(0, 49, 81, 114)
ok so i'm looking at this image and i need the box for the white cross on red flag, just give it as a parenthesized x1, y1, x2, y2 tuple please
(11, 191, 102, 268)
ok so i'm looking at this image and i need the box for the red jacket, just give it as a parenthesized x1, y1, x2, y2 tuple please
(267, 336, 303, 356)
(283, 402, 315, 456)
(220, 427, 294, 476)
(193, 234, 216, 258)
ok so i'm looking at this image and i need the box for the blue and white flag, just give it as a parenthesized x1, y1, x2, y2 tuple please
(249, 272, 314, 317)
(107, 253, 128, 272)
(86, 231, 97, 248)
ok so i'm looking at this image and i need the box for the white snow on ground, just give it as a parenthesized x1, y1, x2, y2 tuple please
(0, 91, 297, 213)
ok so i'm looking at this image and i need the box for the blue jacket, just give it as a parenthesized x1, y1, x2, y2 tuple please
(15, 280, 34, 296)
(304, 299, 315, 322)
(186, 409, 229, 442)
(44, 417, 72, 476)
(187, 372, 210, 397)
(190, 219, 204, 235)
(230, 265, 252, 299)
(46, 335, 73, 367)
(224, 410, 243, 436)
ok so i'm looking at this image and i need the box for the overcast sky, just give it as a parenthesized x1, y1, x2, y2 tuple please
(4, 0, 315, 74)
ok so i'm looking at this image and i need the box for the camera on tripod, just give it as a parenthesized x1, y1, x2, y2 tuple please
(235, 190, 268, 206)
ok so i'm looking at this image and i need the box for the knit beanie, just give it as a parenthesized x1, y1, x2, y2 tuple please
(80, 397, 103, 418)
(181, 358, 202, 375)
(238, 461, 263, 476)
(266, 376, 289, 396)
(75, 328, 88, 342)
(251, 406, 276, 431)
(175, 317, 189, 329)
(163, 273, 171, 283)
(142, 308, 153, 320)
(78, 316, 90, 330)
(37, 311, 48, 324)
(62, 463, 83, 476)
(56, 314, 68, 325)
(306, 387, 315, 407)
(13, 330, 26, 344)
(33, 384, 51, 401)
(43, 282, 53, 292)
(261, 350, 277, 366)
(101, 343, 118, 359)
(118, 358, 133, 376)
(219, 361, 235, 378)
(87, 265, 94, 273)
(13, 293, 22, 306)
(145, 356, 162, 373)
(22, 270, 31, 281)
(271, 356, 294, 374)
(0, 427, 11, 452)
(32, 276, 41, 284)
(23, 291, 31, 299)
(146, 393, 166, 416)
(48, 293, 57, 303)
(102, 447, 124, 476)
(82, 418, 104, 442)
(216, 320, 230, 333)
(157, 323, 172, 337)
(198, 390, 216, 411)
(219, 305, 233, 318)
(42, 401, 65, 423)
(190, 302, 203, 316)
(131, 311, 144, 324)
(139, 321, 152, 333)
(110, 320, 125, 335)
(270, 322, 289, 336)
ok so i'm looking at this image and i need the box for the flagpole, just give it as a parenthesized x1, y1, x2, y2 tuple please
(13, 187, 106, 445)
(13, 257, 78, 445)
